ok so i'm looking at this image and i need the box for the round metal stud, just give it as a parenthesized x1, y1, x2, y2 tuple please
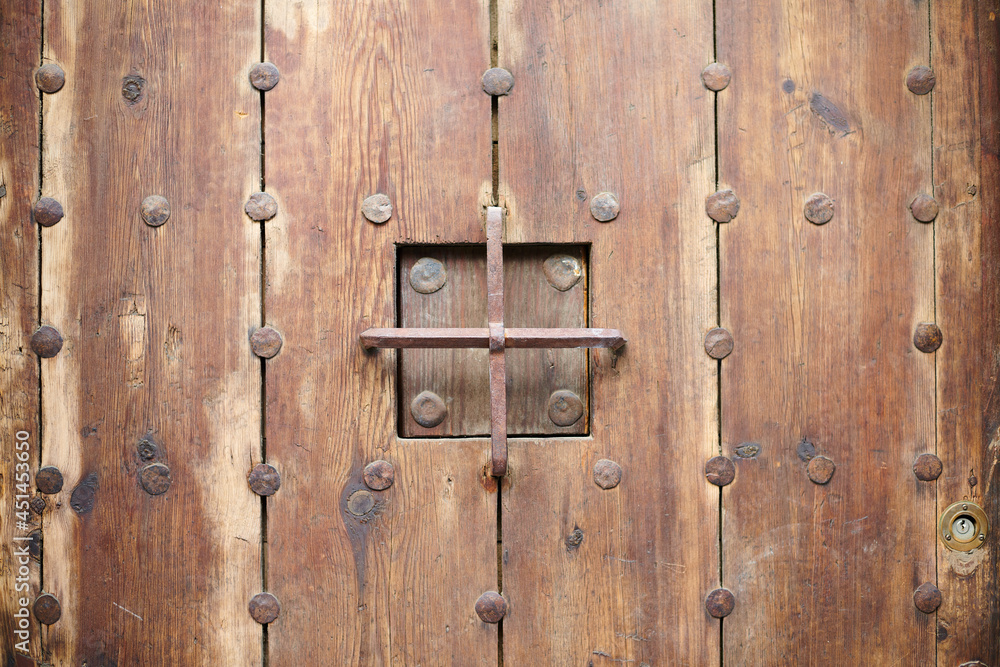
(705, 456, 736, 487)
(139, 463, 171, 496)
(807, 455, 835, 485)
(705, 588, 735, 618)
(35, 64, 65, 93)
(547, 389, 584, 427)
(249, 592, 281, 624)
(410, 390, 447, 428)
(475, 591, 508, 623)
(704, 327, 734, 359)
(913, 582, 942, 614)
(244, 192, 277, 222)
(542, 254, 583, 291)
(701, 62, 732, 91)
(347, 489, 376, 517)
(33, 593, 61, 625)
(706, 189, 740, 223)
(33, 197, 64, 227)
(363, 460, 395, 491)
(31, 326, 64, 358)
(906, 66, 936, 95)
(910, 194, 940, 223)
(250, 326, 283, 359)
(912, 453, 943, 482)
(804, 192, 835, 225)
(913, 323, 943, 353)
(248, 463, 281, 496)
(593, 459, 622, 490)
(409, 258, 447, 294)
(249, 62, 280, 91)
(362, 194, 392, 224)
(481, 68, 514, 96)
(36, 466, 64, 494)
(140, 195, 170, 227)
(589, 192, 620, 222)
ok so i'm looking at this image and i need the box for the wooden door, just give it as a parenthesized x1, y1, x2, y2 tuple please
(1, 0, 997, 665)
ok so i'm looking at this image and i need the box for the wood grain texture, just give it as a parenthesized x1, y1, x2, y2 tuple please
(40, 1, 262, 663)
(0, 1, 41, 661)
(934, 0, 1000, 663)
(400, 245, 588, 437)
(263, 0, 496, 663)
(717, 0, 936, 662)
(499, 0, 718, 663)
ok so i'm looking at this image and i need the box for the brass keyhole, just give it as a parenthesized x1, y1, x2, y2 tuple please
(939, 501, 989, 552)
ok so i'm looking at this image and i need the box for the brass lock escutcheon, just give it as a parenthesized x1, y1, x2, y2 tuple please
(939, 501, 989, 552)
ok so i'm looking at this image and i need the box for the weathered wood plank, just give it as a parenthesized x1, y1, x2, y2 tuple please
(263, 1, 496, 663)
(934, 0, 1000, 663)
(718, 0, 936, 662)
(41, 1, 262, 663)
(499, 0, 718, 663)
(0, 1, 41, 661)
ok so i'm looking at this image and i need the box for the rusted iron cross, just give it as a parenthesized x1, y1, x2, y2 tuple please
(361, 207, 626, 477)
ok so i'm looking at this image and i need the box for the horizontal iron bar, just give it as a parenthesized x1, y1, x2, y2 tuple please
(360, 327, 626, 350)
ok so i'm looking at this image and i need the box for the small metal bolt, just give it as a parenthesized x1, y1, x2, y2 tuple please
(33, 197, 64, 227)
(346, 489, 376, 516)
(250, 326, 283, 359)
(946, 534, 952, 540)
(249, 592, 281, 624)
(590, 192, 620, 222)
(913, 323, 943, 353)
(705, 456, 736, 487)
(363, 460, 395, 491)
(36, 466, 64, 494)
(807, 455, 835, 485)
(362, 194, 392, 224)
(481, 68, 514, 96)
(701, 63, 732, 91)
(29, 497, 46, 514)
(121, 75, 145, 103)
(542, 253, 583, 291)
(593, 459, 622, 490)
(705, 588, 735, 618)
(31, 325, 64, 358)
(410, 390, 447, 428)
(979, 534, 985, 541)
(547, 389, 584, 427)
(248, 463, 281, 496)
(910, 194, 939, 223)
(913, 453, 943, 481)
(35, 64, 65, 93)
(409, 258, 447, 294)
(906, 66, 936, 95)
(735, 442, 760, 459)
(475, 591, 508, 623)
(244, 192, 277, 222)
(803, 192, 835, 225)
(706, 189, 740, 223)
(140, 463, 171, 496)
(704, 327, 734, 359)
(33, 593, 61, 625)
(140, 195, 170, 227)
(249, 62, 281, 91)
(913, 582, 942, 614)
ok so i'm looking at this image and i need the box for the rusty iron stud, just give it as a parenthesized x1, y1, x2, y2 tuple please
(29, 496, 46, 514)
(807, 455, 836, 485)
(140, 195, 170, 227)
(137, 438, 159, 461)
(589, 192, 620, 222)
(705, 588, 735, 618)
(735, 442, 760, 458)
(36, 466, 64, 494)
(244, 191, 277, 222)
(701, 62, 731, 91)
(547, 389, 584, 427)
(593, 459, 622, 490)
(347, 489, 375, 516)
(33, 197, 64, 227)
(249, 592, 281, 624)
(250, 326, 283, 359)
(481, 67, 515, 96)
(31, 325, 63, 358)
(913, 583, 942, 614)
(914, 323, 943, 353)
(249, 62, 280, 91)
(362, 193, 392, 224)
(542, 253, 583, 291)
(475, 591, 508, 623)
(33, 594, 61, 625)
(906, 66, 936, 95)
(409, 257, 447, 294)
(706, 189, 740, 223)
(248, 463, 281, 496)
(121, 75, 145, 103)
(35, 64, 65, 93)
(913, 453, 943, 481)
(910, 194, 940, 223)
(363, 460, 395, 491)
(705, 456, 736, 487)
(565, 526, 584, 550)
(140, 463, 171, 495)
(804, 192, 835, 225)
(410, 390, 447, 428)
(704, 327, 734, 359)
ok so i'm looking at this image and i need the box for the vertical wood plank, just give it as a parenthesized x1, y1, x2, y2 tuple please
(499, 0, 718, 663)
(718, 0, 936, 662)
(935, 0, 1000, 663)
(41, 1, 262, 663)
(0, 0, 41, 661)
(263, 1, 496, 663)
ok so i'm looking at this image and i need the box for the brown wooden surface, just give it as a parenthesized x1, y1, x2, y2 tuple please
(40, 1, 262, 663)
(0, 1, 41, 661)
(718, 0, 937, 663)
(263, 0, 497, 663)
(499, 0, 719, 663)
(400, 245, 588, 437)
